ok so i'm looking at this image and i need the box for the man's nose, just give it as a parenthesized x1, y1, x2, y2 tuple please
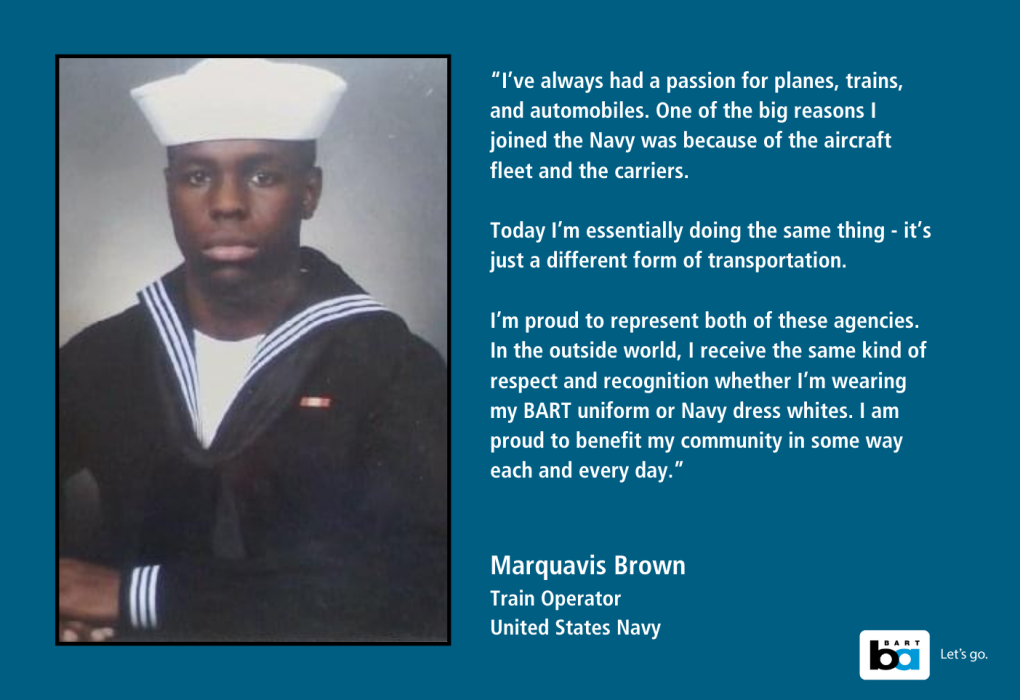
(209, 175, 248, 219)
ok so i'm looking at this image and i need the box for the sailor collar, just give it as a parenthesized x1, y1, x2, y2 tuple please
(137, 249, 387, 441)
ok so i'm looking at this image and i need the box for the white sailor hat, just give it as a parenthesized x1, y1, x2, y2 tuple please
(131, 58, 346, 146)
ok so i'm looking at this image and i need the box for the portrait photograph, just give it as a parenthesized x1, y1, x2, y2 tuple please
(57, 56, 450, 643)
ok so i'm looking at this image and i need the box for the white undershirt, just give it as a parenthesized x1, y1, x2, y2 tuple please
(194, 330, 263, 447)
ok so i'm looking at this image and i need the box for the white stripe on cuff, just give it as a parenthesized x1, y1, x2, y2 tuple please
(137, 566, 151, 629)
(128, 568, 141, 629)
(128, 565, 161, 631)
(148, 565, 161, 629)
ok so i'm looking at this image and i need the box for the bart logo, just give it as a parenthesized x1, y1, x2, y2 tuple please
(860, 630, 929, 680)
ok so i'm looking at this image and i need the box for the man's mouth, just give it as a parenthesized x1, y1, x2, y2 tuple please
(202, 244, 258, 263)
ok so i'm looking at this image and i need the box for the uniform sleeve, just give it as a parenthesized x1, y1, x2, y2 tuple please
(59, 311, 141, 484)
(120, 538, 446, 641)
(121, 334, 449, 641)
(59, 335, 102, 556)
(59, 341, 89, 485)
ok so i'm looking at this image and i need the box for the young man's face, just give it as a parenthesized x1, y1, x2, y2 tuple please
(165, 139, 321, 289)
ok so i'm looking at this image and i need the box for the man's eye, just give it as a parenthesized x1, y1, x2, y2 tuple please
(184, 171, 210, 186)
(250, 171, 280, 187)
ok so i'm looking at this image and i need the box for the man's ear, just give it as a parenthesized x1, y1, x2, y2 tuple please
(302, 167, 323, 220)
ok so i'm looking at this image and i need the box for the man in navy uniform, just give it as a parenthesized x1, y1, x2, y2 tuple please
(59, 59, 448, 641)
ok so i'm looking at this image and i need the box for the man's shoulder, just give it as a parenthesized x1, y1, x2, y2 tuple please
(60, 304, 148, 368)
(318, 307, 444, 374)
(299, 246, 446, 371)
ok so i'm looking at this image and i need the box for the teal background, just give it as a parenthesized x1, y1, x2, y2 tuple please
(43, 1, 1014, 697)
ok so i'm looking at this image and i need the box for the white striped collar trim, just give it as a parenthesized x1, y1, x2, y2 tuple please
(140, 280, 200, 436)
(141, 281, 386, 429)
(244, 294, 386, 385)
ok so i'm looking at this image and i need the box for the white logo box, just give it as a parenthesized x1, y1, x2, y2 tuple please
(859, 630, 930, 680)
